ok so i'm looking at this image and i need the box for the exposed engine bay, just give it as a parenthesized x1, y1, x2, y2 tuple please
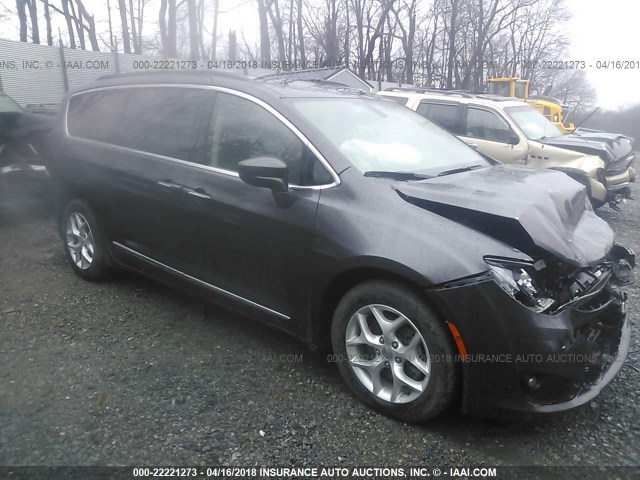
(484, 243, 634, 315)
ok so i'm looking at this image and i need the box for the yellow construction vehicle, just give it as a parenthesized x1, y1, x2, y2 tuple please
(487, 77, 575, 133)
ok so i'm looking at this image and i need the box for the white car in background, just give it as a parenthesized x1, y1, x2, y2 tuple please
(379, 88, 635, 208)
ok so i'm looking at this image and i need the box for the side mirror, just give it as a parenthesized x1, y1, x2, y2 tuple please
(238, 157, 289, 192)
(508, 133, 520, 145)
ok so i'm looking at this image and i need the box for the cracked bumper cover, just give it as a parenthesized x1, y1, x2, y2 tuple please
(429, 259, 632, 416)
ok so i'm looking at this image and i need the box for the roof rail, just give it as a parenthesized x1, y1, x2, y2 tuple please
(475, 93, 521, 102)
(260, 78, 371, 96)
(258, 77, 345, 87)
(383, 87, 476, 98)
(97, 69, 247, 82)
(384, 87, 528, 103)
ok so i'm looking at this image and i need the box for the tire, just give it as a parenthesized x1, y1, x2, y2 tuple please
(331, 280, 458, 423)
(61, 199, 112, 281)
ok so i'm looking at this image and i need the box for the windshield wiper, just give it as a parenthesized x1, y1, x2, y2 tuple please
(436, 164, 485, 177)
(364, 170, 434, 181)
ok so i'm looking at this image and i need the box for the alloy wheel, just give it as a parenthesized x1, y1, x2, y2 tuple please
(66, 212, 95, 270)
(345, 304, 431, 404)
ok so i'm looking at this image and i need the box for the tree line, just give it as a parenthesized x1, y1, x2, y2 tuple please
(5, 0, 596, 108)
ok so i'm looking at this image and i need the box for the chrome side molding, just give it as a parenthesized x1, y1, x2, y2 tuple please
(112, 241, 290, 321)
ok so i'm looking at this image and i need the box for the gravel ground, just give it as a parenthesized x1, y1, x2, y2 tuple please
(0, 184, 639, 470)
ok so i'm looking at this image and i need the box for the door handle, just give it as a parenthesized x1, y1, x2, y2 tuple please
(185, 188, 212, 200)
(157, 180, 183, 189)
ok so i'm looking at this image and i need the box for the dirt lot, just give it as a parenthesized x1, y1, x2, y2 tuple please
(0, 185, 639, 470)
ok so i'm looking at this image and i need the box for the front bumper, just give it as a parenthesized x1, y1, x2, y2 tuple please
(429, 268, 631, 416)
(587, 171, 632, 204)
(602, 153, 636, 202)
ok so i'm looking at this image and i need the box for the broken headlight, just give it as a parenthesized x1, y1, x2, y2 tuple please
(485, 259, 554, 313)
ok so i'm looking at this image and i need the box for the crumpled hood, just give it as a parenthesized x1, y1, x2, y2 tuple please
(394, 165, 614, 266)
(538, 130, 633, 162)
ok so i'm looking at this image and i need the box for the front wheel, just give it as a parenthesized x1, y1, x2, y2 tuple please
(331, 280, 459, 423)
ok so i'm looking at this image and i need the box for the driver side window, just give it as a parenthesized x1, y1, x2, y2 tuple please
(465, 107, 513, 143)
(206, 92, 314, 185)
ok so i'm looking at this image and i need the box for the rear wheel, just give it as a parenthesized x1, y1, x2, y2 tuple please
(62, 200, 112, 281)
(331, 280, 458, 422)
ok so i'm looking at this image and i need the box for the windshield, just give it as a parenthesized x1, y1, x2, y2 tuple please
(291, 97, 489, 175)
(504, 105, 563, 140)
(0, 94, 23, 113)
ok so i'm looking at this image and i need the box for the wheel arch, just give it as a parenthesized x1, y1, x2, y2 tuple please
(311, 259, 445, 353)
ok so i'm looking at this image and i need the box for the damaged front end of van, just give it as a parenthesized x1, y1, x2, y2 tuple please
(395, 165, 634, 415)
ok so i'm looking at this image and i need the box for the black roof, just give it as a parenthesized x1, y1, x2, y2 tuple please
(96, 69, 246, 84)
(83, 69, 372, 100)
(259, 66, 346, 81)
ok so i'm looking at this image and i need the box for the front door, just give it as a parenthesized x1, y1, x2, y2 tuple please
(173, 90, 336, 322)
(459, 106, 528, 164)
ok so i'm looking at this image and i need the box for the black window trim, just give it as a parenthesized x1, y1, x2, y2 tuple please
(462, 105, 515, 144)
(64, 84, 340, 190)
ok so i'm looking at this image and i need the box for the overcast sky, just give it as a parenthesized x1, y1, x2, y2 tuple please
(564, 0, 640, 110)
(2, 0, 639, 110)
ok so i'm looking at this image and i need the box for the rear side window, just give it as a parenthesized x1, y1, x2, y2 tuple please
(68, 87, 213, 162)
(67, 90, 128, 143)
(465, 107, 513, 143)
(117, 87, 213, 161)
(415, 102, 461, 134)
(206, 92, 307, 184)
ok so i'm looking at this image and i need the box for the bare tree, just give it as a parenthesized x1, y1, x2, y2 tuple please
(323, 0, 339, 66)
(296, 0, 306, 65)
(186, 0, 199, 59)
(26, 0, 39, 43)
(15, 0, 28, 42)
(228, 30, 237, 61)
(159, 0, 177, 56)
(392, 0, 417, 83)
(107, 0, 115, 47)
(128, 0, 140, 53)
(117, 0, 131, 52)
(60, 0, 76, 48)
(266, 0, 286, 66)
(43, 0, 52, 45)
(210, 0, 219, 60)
(75, 0, 99, 50)
(257, 0, 271, 62)
(14, 0, 41, 43)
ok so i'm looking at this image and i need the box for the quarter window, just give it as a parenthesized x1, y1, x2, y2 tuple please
(464, 108, 513, 143)
(67, 90, 129, 143)
(415, 102, 461, 134)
